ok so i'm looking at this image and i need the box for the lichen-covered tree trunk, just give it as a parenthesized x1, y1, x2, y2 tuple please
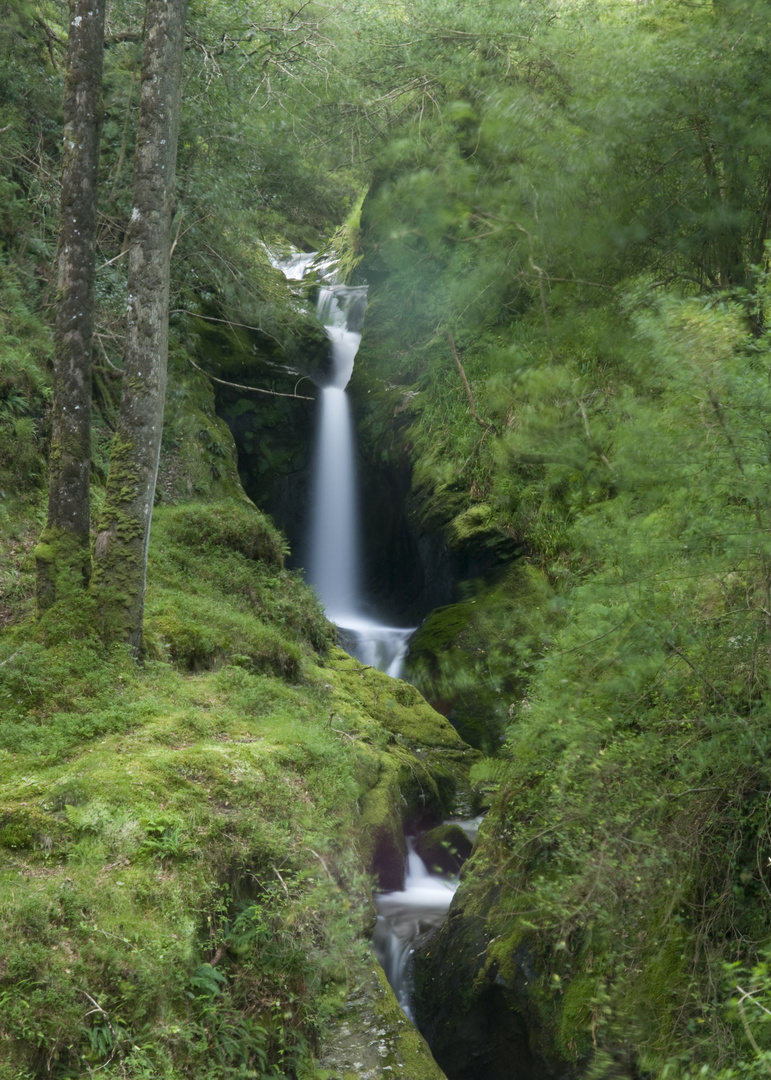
(35, 0, 106, 611)
(92, 0, 188, 651)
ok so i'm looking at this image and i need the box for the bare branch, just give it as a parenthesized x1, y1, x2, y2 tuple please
(184, 353, 315, 401)
(448, 334, 497, 435)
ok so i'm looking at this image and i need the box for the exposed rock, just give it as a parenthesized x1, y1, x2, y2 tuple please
(323, 647, 481, 889)
(319, 964, 447, 1080)
(415, 824, 473, 876)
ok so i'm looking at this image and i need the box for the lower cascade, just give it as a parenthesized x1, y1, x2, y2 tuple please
(372, 840, 458, 1021)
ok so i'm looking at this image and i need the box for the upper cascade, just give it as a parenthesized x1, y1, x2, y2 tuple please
(273, 248, 415, 678)
(316, 285, 369, 389)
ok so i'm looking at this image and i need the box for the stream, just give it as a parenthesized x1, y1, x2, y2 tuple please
(371, 840, 458, 1020)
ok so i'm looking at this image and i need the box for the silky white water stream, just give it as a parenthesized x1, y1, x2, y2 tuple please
(372, 841, 458, 1021)
(274, 254, 415, 677)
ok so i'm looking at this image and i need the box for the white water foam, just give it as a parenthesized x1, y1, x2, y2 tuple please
(270, 250, 317, 280)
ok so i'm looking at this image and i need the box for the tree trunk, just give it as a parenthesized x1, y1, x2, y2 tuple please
(35, 0, 106, 611)
(92, 0, 188, 651)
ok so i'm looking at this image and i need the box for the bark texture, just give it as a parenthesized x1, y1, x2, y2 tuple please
(36, 0, 106, 611)
(92, 0, 188, 650)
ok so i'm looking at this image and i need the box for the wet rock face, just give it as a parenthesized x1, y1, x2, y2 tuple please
(221, 392, 316, 560)
(412, 896, 574, 1080)
(421, 984, 536, 1080)
(415, 825, 473, 876)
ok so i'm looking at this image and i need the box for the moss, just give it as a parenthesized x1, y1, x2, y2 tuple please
(558, 974, 602, 1060)
(148, 613, 219, 670)
(326, 648, 481, 816)
(326, 647, 473, 752)
(0, 563, 468, 1077)
(158, 352, 247, 504)
(618, 925, 691, 1047)
(447, 502, 495, 546)
(410, 602, 474, 655)
(369, 963, 447, 1080)
(160, 500, 287, 567)
(33, 524, 92, 613)
(407, 562, 556, 750)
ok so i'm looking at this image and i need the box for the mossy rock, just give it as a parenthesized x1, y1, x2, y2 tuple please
(415, 824, 473, 876)
(412, 866, 567, 1080)
(407, 563, 556, 752)
(317, 963, 448, 1080)
(0, 806, 57, 851)
(321, 648, 480, 887)
(159, 356, 246, 503)
(326, 647, 473, 752)
(160, 501, 287, 567)
(192, 300, 331, 386)
(357, 751, 409, 889)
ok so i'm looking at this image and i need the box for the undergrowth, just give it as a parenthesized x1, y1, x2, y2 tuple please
(0, 498, 376, 1079)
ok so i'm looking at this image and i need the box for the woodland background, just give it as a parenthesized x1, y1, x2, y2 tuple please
(4, 0, 771, 1077)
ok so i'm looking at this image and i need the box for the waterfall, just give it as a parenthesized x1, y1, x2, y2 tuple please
(307, 284, 366, 613)
(372, 840, 458, 1021)
(273, 253, 415, 678)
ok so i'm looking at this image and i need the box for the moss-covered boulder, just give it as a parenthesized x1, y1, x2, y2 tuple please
(322, 647, 481, 888)
(157, 349, 247, 504)
(318, 963, 448, 1080)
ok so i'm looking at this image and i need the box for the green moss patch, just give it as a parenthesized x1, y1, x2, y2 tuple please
(0, 489, 478, 1078)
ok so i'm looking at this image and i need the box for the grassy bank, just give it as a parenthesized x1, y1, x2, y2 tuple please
(0, 493, 475, 1079)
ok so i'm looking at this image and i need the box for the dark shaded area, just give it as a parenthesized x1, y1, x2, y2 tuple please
(222, 389, 316, 564)
(371, 829, 408, 892)
(425, 984, 536, 1080)
(415, 824, 472, 876)
(413, 902, 571, 1080)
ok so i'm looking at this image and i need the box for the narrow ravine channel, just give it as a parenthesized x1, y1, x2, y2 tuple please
(274, 249, 471, 1051)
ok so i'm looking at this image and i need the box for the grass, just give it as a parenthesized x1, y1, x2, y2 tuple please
(0, 496, 472, 1079)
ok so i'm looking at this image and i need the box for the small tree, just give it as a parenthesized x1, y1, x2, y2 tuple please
(35, 0, 106, 610)
(92, 0, 189, 650)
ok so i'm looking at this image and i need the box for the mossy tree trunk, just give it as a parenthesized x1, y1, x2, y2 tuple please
(92, 0, 188, 651)
(36, 0, 106, 612)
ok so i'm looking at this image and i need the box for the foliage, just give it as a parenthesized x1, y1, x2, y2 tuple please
(0, 487, 453, 1077)
(347, 0, 771, 1073)
(7, 0, 771, 1074)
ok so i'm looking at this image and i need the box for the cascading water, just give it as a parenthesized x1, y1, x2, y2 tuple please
(274, 252, 415, 677)
(372, 840, 458, 1021)
(307, 284, 364, 613)
(273, 249, 460, 1026)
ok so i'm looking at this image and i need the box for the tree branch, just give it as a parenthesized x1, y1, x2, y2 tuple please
(185, 354, 314, 401)
(104, 31, 143, 46)
(448, 334, 497, 434)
